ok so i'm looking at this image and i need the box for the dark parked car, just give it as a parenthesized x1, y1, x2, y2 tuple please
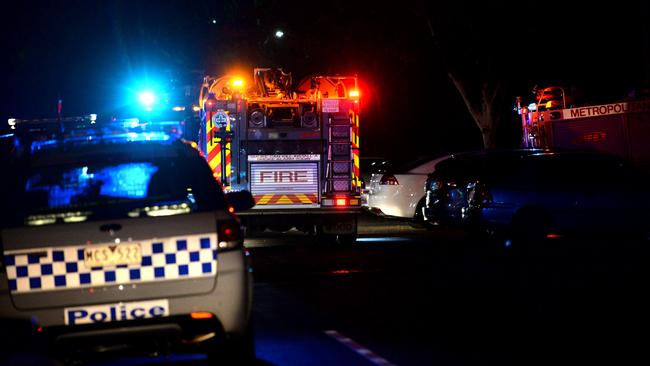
(424, 149, 649, 243)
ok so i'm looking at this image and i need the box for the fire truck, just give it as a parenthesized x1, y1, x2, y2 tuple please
(197, 68, 361, 243)
(518, 86, 650, 166)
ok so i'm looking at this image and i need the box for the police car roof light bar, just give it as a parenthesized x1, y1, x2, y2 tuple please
(10, 115, 185, 153)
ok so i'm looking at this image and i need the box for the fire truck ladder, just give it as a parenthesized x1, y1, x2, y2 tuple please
(326, 115, 354, 193)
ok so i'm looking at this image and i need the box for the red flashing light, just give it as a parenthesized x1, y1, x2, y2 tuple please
(335, 198, 348, 206)
(331, 269, 361, 274)
(228, 206, 235, 213)
(37, 326, 43, 333)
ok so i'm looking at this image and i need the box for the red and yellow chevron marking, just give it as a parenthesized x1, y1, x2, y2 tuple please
(206, 123, 221, 179)
(253, 193, 318, 205)
(207, 137, 221, 173)
(350, 111, 360, 189)
(205, 112, 232, 188)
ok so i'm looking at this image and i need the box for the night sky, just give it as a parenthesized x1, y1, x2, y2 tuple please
(2, 0, 648, 159)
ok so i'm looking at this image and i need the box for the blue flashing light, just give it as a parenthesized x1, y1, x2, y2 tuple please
(24, 116, 182, 152)
(138, 91, 156, 107)
(116, 118, 141, 128)
(31, 139, 60, 152)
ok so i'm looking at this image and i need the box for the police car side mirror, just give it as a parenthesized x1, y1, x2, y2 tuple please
(226, 190, 256, 212)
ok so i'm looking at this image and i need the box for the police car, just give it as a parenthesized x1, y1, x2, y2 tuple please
(0, 116, 255, 363)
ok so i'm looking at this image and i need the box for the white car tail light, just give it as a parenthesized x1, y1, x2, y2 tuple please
(379, 174, 399, 185)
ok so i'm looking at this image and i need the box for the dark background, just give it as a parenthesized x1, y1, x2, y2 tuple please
(1, 0, 648, 159)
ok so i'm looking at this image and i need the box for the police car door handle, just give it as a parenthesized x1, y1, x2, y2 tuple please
(100, 223, 122, 232)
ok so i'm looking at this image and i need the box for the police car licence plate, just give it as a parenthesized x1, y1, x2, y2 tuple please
(64, 299, 169, 325)
(83, 243, 142, 268)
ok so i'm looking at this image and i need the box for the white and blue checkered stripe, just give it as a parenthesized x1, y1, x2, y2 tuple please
(3, 234, 217, 294)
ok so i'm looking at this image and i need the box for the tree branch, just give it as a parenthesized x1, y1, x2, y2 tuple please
(448, 71, 480, 120)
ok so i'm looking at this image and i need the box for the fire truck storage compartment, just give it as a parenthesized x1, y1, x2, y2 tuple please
(551, 115, 627, 157)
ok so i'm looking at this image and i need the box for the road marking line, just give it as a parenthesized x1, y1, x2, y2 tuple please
(324, 330, 398, 366)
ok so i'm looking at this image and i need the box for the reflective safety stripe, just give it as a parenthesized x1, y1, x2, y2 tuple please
(253, 193, 318, 205)
(206, 113, 221, 179)
(206, 112, 232, 187)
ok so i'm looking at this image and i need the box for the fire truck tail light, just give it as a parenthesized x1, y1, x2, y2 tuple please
(322, 198, 360, 207)
(349, 90, 360, 98)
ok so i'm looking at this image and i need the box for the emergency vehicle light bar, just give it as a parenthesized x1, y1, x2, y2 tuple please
(9, 115, 183, 137)
(8, 115, 97, 132)
(10, 115, 184, 153)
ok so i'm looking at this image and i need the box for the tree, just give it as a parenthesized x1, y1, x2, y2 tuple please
(422, 1, 525, 148)
(422, 0, 650, 148)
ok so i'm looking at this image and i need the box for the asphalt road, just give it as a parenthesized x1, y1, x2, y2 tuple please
(3, 213, 650, 366)
(246, 214, 650, 366)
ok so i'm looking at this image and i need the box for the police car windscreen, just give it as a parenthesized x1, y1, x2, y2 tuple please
(6, 155, 225, 227)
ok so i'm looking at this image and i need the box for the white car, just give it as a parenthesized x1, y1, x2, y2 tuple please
(364, 156, 448, 221)
(0, 118, 255, 363)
